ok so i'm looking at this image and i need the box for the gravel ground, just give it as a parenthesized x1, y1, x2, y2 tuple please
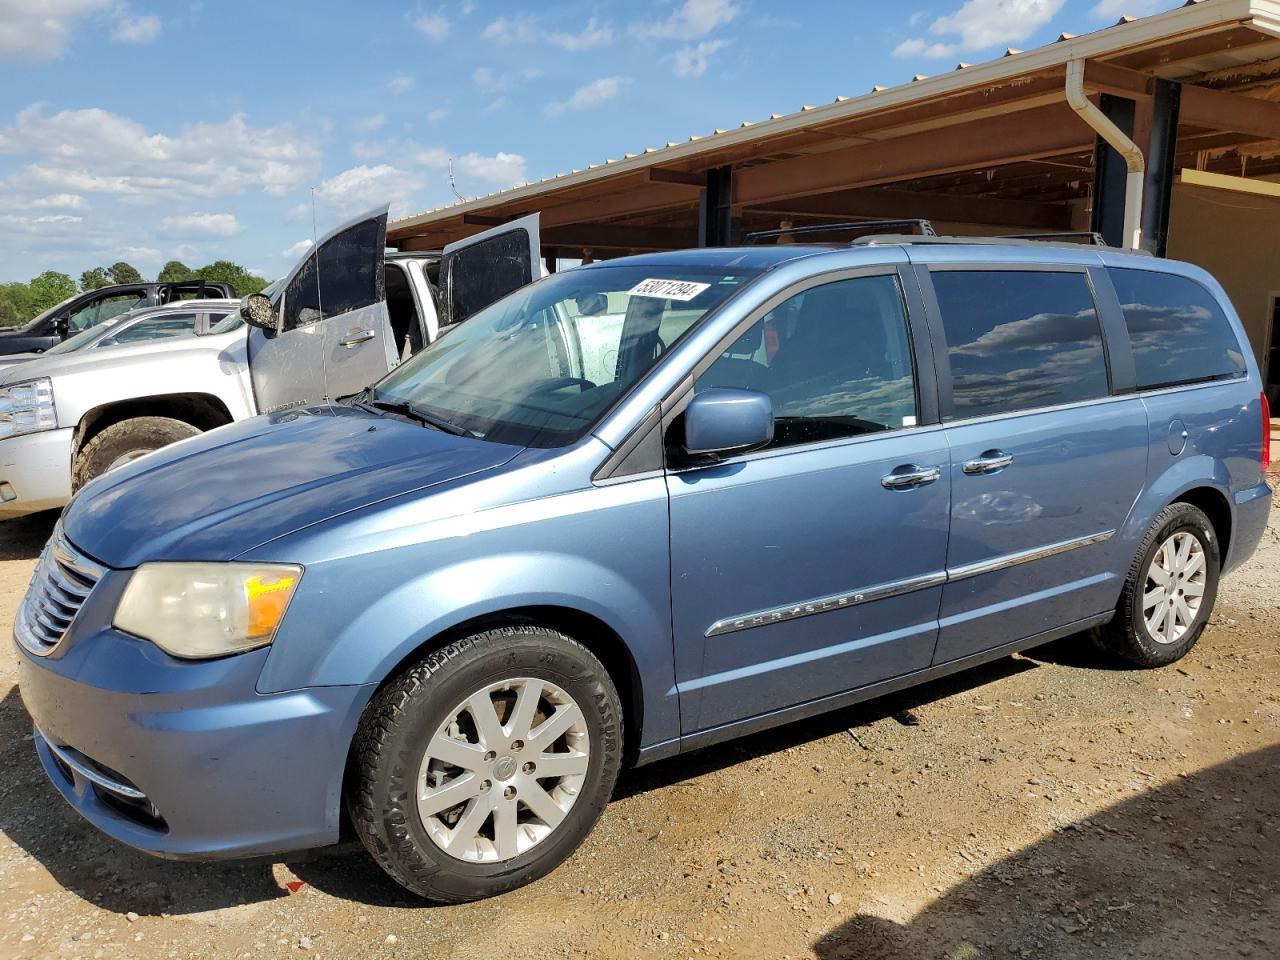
(0, 492, 1276, 960)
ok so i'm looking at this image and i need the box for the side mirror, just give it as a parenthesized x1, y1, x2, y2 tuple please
(240, 293, 276, 332)
(683, 388, 774, 458)
(54, 317, 70, 339)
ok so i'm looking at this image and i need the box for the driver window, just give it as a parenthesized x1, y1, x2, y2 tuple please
(110, 312, 199, 344)
(695, 274, 918, 450)
(281, 218, 383, 333)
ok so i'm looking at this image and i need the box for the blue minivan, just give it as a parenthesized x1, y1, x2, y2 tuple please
(15, 233, 1271, 902)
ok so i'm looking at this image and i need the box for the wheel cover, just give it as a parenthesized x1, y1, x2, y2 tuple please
(416, 677, 590, 863)
(1142, 531, 1207, 645)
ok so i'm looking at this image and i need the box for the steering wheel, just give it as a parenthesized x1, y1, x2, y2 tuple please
(527, 376, 596, 395)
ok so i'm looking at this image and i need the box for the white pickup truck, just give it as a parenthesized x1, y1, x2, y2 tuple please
(0, 206, 541, 520)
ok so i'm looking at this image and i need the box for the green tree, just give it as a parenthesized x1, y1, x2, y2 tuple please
(196, 260, 270, 297)
(80, 267, 110, 291)
(0, 283, 34, 328)
(157, 260, 195, 282)
(28, 271, 78, 313)
(107, 261, 143, 285)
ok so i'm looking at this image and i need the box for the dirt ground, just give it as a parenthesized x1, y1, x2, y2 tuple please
(0, 494, 1276, 960)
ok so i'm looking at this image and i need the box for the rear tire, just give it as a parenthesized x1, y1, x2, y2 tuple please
(1092, 502, 1220, 667)
(72, 416, 201, 491)
(347, 625, 623, 903)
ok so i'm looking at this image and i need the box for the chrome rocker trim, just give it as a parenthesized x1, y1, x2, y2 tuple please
(705, 529, 1115, 638)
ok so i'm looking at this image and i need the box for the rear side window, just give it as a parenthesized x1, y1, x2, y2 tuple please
(444, 229, 533, 326)
(1109, 269, 1246, 389)
(933, 270, 1109, 418)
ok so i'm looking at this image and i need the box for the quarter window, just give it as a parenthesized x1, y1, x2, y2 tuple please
(1109, 269, 1246, 389)
(695, 274, 918, 450)
(933, 270, 1109, 418)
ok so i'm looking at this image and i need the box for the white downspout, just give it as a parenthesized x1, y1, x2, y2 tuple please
(1065, 59, 1145, 250)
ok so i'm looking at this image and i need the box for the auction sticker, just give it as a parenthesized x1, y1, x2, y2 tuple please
(628, 278, 711, 301)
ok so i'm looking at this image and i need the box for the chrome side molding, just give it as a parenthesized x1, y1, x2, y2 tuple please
(705, 528, 1116, 638)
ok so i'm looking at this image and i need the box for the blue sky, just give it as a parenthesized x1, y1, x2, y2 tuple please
(0, 0, 1178, 282)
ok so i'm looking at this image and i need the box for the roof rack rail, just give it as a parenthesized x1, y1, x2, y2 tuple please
(847, 233, 1152, 255)
(744, 219, 936, 245)
(1000, 232, 1108, 246)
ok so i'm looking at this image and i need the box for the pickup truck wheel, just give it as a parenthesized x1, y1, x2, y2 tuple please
(1092, 502, 1220, 668)
(348, 626, 623, 902)
(71, 416, 201, 491)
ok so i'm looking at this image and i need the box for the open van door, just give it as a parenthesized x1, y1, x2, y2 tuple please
(248, 205, 395, 413)
(438, 213, 540, 328)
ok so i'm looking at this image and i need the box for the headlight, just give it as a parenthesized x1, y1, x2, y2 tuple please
(0, 378, 57, 440)
(113, 562, 303, 659)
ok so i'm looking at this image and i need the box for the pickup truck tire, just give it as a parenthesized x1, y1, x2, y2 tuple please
(72, 416, 201, 491)
(1091, 502, 1220, 668)
(348, 625, 623, 903)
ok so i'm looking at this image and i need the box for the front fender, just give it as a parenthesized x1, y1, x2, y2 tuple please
(256, 477, 679, 750)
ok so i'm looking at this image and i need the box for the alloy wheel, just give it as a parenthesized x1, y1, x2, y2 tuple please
(416, 677, 590, 863)
(1142, 530, 1207, 645)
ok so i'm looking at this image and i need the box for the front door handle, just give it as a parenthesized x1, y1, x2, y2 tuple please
(339, 329, 377, 347)
(962, 450, 1014, 475)
(881, 464, 942, 489)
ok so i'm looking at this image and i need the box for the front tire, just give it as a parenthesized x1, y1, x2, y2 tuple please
(71, 416, 201, 491)
(1093, 502, 1220, 667)
(347, 625, 623, 902)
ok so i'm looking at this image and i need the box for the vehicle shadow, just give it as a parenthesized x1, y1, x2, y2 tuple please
(812, 744, 1279, 959)
(0, 510, 59, 561)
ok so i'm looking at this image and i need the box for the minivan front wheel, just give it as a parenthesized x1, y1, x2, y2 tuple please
(348, 625, 623, 902)
(1094, 502, 1220, 667)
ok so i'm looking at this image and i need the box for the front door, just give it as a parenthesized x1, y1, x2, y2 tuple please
(249, 206, 394, 412)
(667, 267, 951, 734)
(924, 266, 1148, 663)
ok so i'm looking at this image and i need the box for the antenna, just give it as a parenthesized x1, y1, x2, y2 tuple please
(448, 158, 464, 202)
(311, 186, 329, 400)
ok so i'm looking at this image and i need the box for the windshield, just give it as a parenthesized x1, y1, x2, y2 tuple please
(371, 264, 762, 447)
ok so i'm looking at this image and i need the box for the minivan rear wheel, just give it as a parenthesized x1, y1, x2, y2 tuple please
(347, 625, 623, 902)
(1093, 502, 1220, 667)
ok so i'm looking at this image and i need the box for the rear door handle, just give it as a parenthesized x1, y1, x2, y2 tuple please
(962, 450, 1014, 475)
(881, 464, 942, 489)
(339, 329, 377, 347)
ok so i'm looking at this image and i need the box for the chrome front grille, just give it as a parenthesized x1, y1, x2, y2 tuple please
(15, 530, 105, 656)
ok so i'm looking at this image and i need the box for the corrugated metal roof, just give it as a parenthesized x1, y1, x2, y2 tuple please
(390, 0, 1278, 234)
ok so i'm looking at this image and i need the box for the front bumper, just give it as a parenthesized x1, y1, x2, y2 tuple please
(16, 623, 374, 860)
(0, 427, 73, 520)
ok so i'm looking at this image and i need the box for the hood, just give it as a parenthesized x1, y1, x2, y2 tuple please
(0, 328, 248, 387)
(61, 404, 524, 567)
(0, 353, 39, 371)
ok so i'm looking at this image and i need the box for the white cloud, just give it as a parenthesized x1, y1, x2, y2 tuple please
(0, 0, 107, 61)
(111, 12, 161, 44)
(0, 192, 86, 211)
(483, 14, 612, 51)
(388, 73, 415, 95)
(894, 0, 1066, 59)
(158, 212, 241, 236)
(473, 67, 509, 93)
(483, 15, 538, 44)
(0, 105, 321, 201)
(0, 213, 83, 231)
(281, 238, 314, 259)
(119, 245, 161, 262)
(1091, 0, 1164, 17)
(414, 149, 528, 187)
(545, 76, 630, 118)
(631, 0, 739, 40)
(549, 16, 613, 50)
(670, 39, 729, 78)
(426, 107, 449, 123)
(308, 163, 424, 220)
(352, 113, 387, 134)
(413, 11, 449, 41)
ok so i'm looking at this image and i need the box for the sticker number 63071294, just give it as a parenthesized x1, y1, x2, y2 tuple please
(627, 278, 712, 301)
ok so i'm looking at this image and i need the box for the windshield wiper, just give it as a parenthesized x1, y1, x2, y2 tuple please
(365, 397, 475, 437)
